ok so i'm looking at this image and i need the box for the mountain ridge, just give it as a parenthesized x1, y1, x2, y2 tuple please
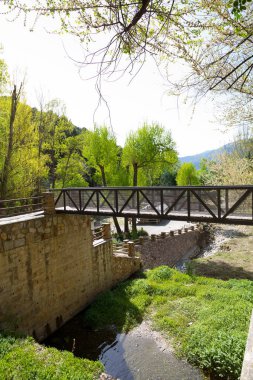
(179, 143, 234, 169)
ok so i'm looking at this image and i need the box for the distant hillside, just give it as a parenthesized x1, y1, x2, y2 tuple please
(180, 143, 234, 169)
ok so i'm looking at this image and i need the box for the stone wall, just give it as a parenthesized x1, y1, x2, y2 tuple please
(135, 228, 209, 269)
(0, 215, 140, 341)
(241, 310, 253, 380)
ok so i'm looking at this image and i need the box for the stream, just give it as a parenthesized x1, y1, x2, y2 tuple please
(44, 312, 204, 380)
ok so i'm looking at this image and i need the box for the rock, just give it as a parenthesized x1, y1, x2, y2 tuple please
(99, 373, 118, 380)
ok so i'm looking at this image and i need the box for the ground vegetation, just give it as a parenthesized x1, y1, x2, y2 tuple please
(82, 265, 253, 379)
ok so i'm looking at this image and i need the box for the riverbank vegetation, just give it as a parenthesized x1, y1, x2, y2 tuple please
(83, 266, 253, 379)
(0, 55, 179, 201)
(0, 332, 103, 379)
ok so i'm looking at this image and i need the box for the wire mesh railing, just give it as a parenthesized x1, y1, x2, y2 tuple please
(0, 196, 43, 218)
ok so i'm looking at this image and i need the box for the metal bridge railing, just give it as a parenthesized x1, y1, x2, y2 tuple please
(0, 196, 43, 218)
(52, 186, 253, 225)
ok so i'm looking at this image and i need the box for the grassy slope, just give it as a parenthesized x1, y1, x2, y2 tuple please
(0, 333, 103, 380)
(83, 266, 253, 380)
(1, 225, 252, 379)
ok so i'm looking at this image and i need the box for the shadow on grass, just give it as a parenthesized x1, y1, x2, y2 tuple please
(191, 259, 253, 281)
(216, 228, 249, 238)
(44, 281, 145, 380)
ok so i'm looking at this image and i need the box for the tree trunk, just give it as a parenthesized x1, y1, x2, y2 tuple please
(99, 165, 107, 187)
(133, 163, 138, 187)
(124, 217, 130, 237)
(1, 85, 20, 199)
(131, 162, 138, 235)
(62, 153, 71, 188)
(99, 164, 122, 237)
(113, 215, 123, 237)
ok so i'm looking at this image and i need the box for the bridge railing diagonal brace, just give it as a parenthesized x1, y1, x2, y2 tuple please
(65, 190, 80, 211)
(82, 191, 95, 212)
(54, 190, 63, 207)
(164, 190, 186, 216)
(190, 189, 218, 219)
(98, 190, 116, 213)
(119, 190, 136, 214)
(139, 190, 160, 215)
(222, 189, 252, 219)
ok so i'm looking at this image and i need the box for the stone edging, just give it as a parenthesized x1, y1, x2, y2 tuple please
(241, 310, 253, 380)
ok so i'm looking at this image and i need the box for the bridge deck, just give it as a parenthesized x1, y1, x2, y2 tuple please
(52, 186, 253, 225)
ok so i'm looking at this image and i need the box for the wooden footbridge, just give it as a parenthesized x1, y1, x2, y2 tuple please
(51, 186, 253, 225)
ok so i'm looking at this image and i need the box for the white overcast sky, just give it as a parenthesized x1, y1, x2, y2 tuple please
(0, 12, 236, 156)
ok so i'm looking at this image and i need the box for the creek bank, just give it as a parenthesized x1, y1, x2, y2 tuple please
(45, 318, 203, 380)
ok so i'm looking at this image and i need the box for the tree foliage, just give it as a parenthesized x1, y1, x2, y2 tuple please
(0, 95, 49, 198)
(4, 0, 253, 96)
(176, 163, 200, 186)
(123, 122, 177, 186)
(200, 152, 253, 185)
(83, 125, 121, 186)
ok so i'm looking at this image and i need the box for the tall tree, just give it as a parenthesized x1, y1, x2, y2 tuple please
(123, 123, 177, 186)
(123, 122, 177, 232)
(0, 94, 49, 198)
(0, 84, 22, 198)
(83, 125, 123, 235)
(83, 126, 120, 186)
(40, 99, 76, 188)
(55, 135, 88, 188)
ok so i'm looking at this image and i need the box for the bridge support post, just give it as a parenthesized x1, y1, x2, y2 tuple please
(102, 223, 111, 240)
(43, 192, 55, 215)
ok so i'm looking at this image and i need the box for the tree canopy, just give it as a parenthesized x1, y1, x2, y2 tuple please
(4, 0, 252, 94)
(123, 122, 177, 186)
(176, 162, 200, 186)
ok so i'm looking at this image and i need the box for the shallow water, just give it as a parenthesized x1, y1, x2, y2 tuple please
(45, 314, 203, 380)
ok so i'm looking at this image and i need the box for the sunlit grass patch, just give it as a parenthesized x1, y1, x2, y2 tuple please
(0, 334, 103, 380)
(82, 265, 253, 379)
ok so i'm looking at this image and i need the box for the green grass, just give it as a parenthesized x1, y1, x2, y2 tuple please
(82, 266, 253, 379)
(0, 333, 103, 380)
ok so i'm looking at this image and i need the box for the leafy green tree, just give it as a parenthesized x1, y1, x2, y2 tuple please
(0, 94, 48, 198)
(83, 125, 123, 235)
(123, 123, 177, 186)
(83, 125, 120, 186)
(197, 159, 212, 185)
(123, 122, 177, 232)
(55, 135, 88, 188)
(176, 163, 200, 186)
(37, 99, 77, 188)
